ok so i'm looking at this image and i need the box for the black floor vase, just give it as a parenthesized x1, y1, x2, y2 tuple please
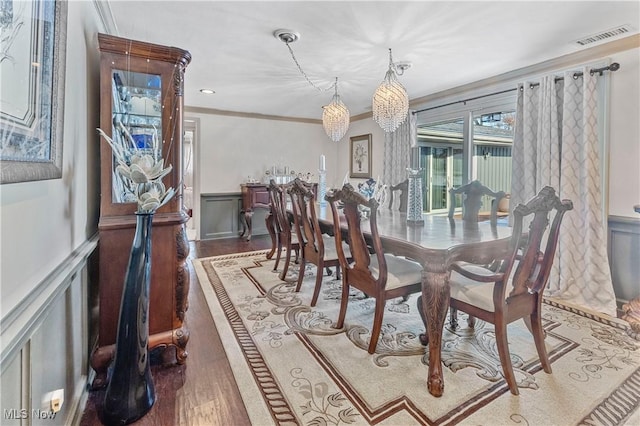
(103, 212, 156, 425)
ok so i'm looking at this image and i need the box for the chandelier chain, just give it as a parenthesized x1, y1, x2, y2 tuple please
(285, 42, 334, 92)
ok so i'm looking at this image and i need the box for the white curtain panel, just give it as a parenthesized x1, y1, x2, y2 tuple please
(382, 111, 416, 189)
(511, 68, 617, 316)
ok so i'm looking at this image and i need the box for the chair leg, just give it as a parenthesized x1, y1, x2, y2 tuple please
(273, 236, 283, 272)
(279, 238, 292, 281)
(529, 312, 552, 374)
(334, 276, 350, 330)
(310, 261, 325, 307)
(522, 315, 544, 338)
(449, 307, 459, 330)
(368, 297, 386, 354)
(495, 322, 519, 395)
(467, 315, 476, 328)
(294, 258, 306, 293)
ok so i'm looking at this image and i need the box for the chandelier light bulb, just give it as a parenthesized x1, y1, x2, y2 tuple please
(322, 78, 350, 142)
(372, 48, 409, 133)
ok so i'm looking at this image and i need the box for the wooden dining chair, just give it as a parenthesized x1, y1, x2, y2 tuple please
(388, 179, 408, 213)
(267, 180, 299, 281)
(288, 178, 346, 307)
(447, 180, 508, 328)
(445, 186, 573, 394)
(326, 183, 423, 354)
(448, 180, 507, 226)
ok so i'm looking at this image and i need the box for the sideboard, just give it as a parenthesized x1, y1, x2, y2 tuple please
(239, 184, 271, 241)
(240, 182, 318, 241)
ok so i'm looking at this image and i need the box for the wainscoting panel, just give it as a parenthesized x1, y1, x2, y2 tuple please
(200, 193, 270, 240)
(608, 215, 640, 305)
(201, 193, 242, 240)
(0, 236, 97, 425)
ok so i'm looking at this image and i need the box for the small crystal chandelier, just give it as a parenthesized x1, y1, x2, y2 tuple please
(322, 78, 350, 142)
(372, 48, 410, 133)
(274, 29, 350, 142)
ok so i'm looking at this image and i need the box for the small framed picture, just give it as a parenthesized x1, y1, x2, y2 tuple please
(350, 134, 372, 178)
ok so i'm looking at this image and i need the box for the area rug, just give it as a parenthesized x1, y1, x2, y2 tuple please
(193, 251, 640, 425)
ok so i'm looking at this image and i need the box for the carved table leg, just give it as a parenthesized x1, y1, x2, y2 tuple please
(242, 209, 253, 241)
(417, 269, 450, 397)
(90, 344, 115, 389)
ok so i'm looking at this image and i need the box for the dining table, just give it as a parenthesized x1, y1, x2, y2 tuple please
(267, 203, 512, 397)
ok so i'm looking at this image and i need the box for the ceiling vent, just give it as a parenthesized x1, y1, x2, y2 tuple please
(574, 25, 633, 46)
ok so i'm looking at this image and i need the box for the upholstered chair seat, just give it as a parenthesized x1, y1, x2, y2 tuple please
(367, 255, 423, 292)
(449, 264, 500, 312)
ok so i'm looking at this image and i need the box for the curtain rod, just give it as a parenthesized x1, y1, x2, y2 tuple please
(412, 62, 621, 115)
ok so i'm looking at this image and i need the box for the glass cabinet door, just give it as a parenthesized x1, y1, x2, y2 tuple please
(110, 69, 162, 203)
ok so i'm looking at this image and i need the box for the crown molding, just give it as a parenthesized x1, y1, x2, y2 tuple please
(184, 106, 322, 125)
(409, 34, 640, 108)
(94, 0, 118, 35)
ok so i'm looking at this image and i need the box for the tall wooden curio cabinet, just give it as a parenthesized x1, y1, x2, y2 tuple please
(91, 34, 192, 388)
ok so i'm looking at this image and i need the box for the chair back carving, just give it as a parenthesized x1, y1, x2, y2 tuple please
(508, 186, 573, 298)
(288, 178, 324, 259)
(326, 184, 387, 293)
(448, 180, 507, 225)
(268, 179, 290, 237)
(267, 179, 300, 280)
(388, 179, 408, 212)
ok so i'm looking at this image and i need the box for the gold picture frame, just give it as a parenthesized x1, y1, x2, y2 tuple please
(350, 134, 372, 178)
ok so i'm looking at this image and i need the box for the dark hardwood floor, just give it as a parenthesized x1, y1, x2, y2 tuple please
(80, 235, 273, 426)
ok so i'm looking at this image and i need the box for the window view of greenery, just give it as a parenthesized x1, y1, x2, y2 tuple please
(417, 110, 515, 214)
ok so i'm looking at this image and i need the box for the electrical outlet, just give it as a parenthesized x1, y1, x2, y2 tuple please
(50, 389, 64, 413)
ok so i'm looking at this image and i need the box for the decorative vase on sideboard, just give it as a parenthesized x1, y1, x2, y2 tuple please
(102, 212, 156, 425)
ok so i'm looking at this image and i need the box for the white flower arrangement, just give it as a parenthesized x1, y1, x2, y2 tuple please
(98, 124, 175, 213)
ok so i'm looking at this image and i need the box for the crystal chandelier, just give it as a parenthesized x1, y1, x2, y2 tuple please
(274, 29, 350, 142)
(372, 48, 409, 133)
(322, 78, 350, 142)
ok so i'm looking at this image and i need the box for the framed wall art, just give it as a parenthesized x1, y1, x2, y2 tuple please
(0, 0, 68, 184)
(349, 134, 372, 178)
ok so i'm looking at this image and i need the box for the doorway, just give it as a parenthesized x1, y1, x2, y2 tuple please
(184, 118, 198, 240)
(420, 145, 463, 213)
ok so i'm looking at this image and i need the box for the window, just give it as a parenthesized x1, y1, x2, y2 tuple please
(418, 118, 464, 212)
(472, 110, 515, 206)
(415, 92, 516, 214)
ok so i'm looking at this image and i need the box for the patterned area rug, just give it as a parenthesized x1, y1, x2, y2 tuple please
(193, 251, 640, 425)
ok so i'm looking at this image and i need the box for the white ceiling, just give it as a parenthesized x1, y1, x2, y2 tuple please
(106, 1, 639, 120)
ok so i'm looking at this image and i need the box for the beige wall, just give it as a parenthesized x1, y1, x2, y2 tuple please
(0, 1, 103, 424)
(607, 48, 640, 217)
(0, 5, 101, 315)
(187, 111, 339, 193)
